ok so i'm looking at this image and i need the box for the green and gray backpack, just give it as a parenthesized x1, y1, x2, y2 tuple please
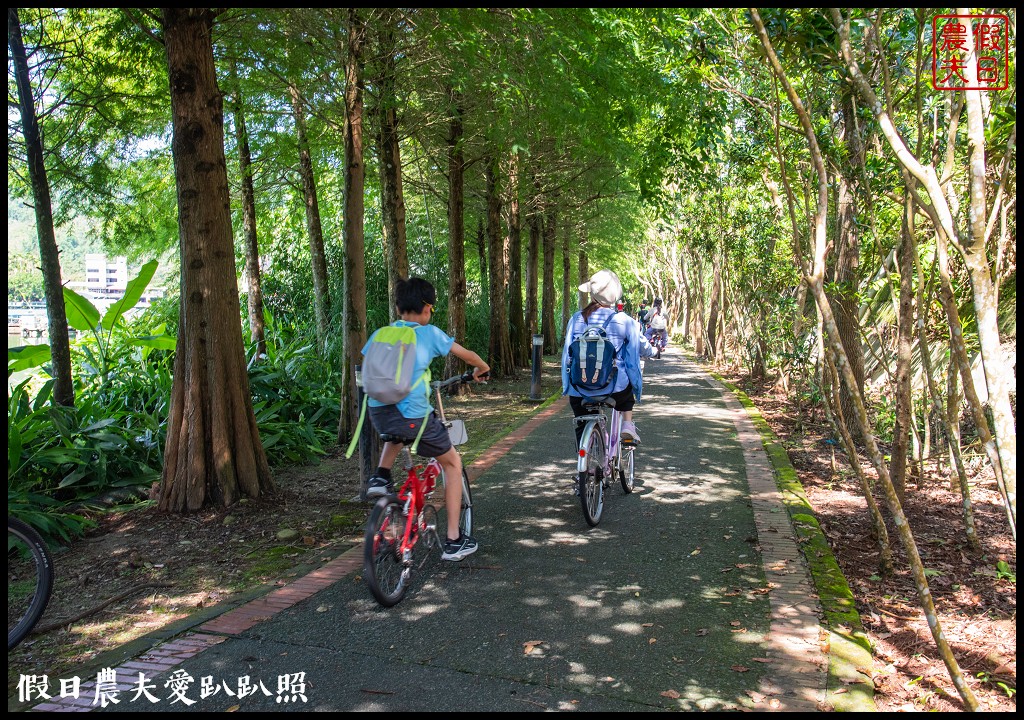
(345, 323, 431, 457)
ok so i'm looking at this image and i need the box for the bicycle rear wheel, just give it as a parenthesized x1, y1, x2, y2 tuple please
(8, 517, 53, 650)
(620, 445, 635, 494)
(578, 430, 605, 526)
(363, 499, 411, 607)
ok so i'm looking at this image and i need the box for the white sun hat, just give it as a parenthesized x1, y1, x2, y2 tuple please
(578, 269, 623, 306)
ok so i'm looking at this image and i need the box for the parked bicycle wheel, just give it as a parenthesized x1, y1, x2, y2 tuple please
(363, 499, 410, 607)
(8, 517, 53, 650)
(620, 445, 635, 494)
(578, 430, 606, 526)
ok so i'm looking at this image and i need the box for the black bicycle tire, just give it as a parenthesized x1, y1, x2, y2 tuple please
(363, 498, 410, 607)
(578, 430, 605, 526)
(8, 517, 53, 651)
(620, 445, 635, 494)
(459, 468, 473, 538)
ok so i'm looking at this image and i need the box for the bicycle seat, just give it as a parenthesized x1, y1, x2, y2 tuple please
(379, 433, 415, 446)
(580, 396, 614, 410)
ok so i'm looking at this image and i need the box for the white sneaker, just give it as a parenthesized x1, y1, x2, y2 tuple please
(620, 421, 640, 444)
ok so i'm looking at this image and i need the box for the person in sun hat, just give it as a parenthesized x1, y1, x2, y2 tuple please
(561, 269, 655, 448)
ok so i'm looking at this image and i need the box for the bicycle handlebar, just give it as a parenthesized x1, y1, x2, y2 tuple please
(432, 369, 488, 390)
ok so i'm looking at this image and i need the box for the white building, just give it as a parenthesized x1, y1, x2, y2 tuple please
(85, 253, 129, 297)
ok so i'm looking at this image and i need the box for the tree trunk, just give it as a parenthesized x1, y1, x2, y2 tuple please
(525, 181, 541, 340)
(339, 9, 368, 449)
(561, 226, 571, 337)
(832, 91, 865, 439)
(541, 195, 558, 353)
(375, 19, 409, 321)
(443, 88, 467, 380)
(766, 11, 979, 707)
(706, 252, 721, 359)
(578, 250, 589, 311)
(476, 216, 488, 302)
(689, 251, 706, 357)
(835, 7, 1014, 539)
(158, 7, 272, 512)
(505, 151, 526, 367)
(288, 81, 331, 351)
(9, 8, 74, 408)
(230, 67, 266, 358)
(485, 155, 514, 377)
(890, 186, 915, 503)
(958, 12, 1016, 535)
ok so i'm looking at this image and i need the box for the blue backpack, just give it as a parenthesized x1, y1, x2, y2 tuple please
(567, 312, 620, 394)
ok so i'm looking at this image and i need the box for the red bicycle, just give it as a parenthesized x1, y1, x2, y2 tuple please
(363, 372, 476, 607)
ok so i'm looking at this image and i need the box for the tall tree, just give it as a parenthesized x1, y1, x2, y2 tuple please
(830, 91, 865, 439)
(158, 7, 272, 512)
(443, 87, 468, 380)
(832, 7, 1015, 538)
(485, 155, 514, 376)
(755, 10, 978, 708)
(540, 191, 558, 352)
(561, 226, 571, 335)
(505, 150, 527, 366)
(229, 63, 266, 357)
(339, 8, 368, 447)
(375, 12, 410, 320)
(8, 8, 74, 408)
(288, 79, 331, 350)
(524, 178, 541, 341)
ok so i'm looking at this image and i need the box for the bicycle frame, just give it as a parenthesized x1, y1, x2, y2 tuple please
(575, 404, 621, 477)
(393, 451, 442, 558)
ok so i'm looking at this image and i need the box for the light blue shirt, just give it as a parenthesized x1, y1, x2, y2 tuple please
(561, 308, 654, 402)
(362, 321, 454, 419)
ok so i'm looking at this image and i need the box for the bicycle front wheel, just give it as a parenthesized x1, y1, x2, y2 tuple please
(620, 445, 635, 494)
(578, 430, 605, 526)
(436, 468, 473, 544)
(363, 499, 411, 607)
(8, 517, 53, 650)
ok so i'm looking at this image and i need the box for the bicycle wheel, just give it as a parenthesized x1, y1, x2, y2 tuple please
(8, 517, 53, 650)
(363, 499, 411, 607)
(458, 468, 473, 537)
(620, 445, 635, 494)
(578, 430, 605, 526)
(436, 468, 473, 545)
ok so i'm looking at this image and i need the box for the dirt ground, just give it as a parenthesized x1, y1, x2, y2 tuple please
(8, 359, 1016, 712)
(717, 369, 1016, 713)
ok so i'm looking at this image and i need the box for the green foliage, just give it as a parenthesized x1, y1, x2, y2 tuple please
(246, 311, 342, 466)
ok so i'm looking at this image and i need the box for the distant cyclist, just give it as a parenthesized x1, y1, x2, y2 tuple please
(644, 298, 668, 353)
(562, 270, 655, 445)
(636, 301, 649, 331)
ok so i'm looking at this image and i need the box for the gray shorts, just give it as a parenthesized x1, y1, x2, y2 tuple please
(368, 406, 453, 458)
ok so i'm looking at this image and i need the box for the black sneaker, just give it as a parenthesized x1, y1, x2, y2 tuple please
(365, 475, 393, 499)
(441, 533, 479, 561)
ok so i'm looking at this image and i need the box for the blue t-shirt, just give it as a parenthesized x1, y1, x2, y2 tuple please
(362, 321, 454, 419)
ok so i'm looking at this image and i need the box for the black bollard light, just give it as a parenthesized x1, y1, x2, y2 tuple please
(529, 334, 544, 401)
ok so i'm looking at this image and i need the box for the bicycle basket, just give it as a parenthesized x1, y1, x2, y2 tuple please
(446, 419, 469, 446)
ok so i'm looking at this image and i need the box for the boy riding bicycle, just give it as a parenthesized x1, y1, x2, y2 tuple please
(364, 277, 490, 561)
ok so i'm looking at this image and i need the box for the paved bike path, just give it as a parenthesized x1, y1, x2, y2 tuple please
(65, 351, 827, 712)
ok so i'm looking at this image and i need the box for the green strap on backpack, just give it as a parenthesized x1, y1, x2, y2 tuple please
(345, 323, 432, 459)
